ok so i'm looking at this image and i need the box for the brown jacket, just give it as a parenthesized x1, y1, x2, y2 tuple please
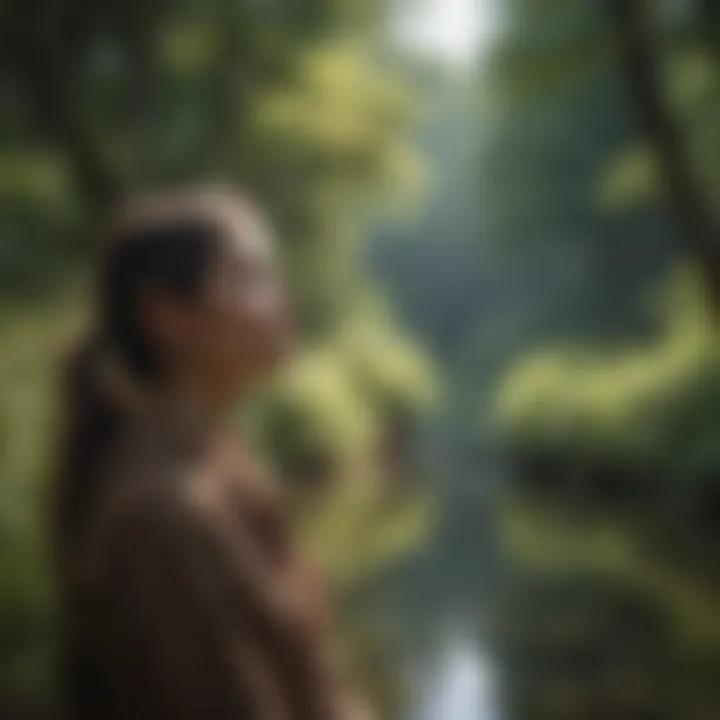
(56, 414, 370, 720)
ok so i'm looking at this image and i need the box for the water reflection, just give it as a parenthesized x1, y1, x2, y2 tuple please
(408, 624, 500, 720)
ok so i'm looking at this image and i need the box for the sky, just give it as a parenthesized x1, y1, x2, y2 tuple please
(391, 0, 499, 66)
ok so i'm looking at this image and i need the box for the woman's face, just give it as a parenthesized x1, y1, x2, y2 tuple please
(178, 209, 292, 389)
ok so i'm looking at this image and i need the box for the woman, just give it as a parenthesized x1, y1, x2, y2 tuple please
(52, 187, 372, 720)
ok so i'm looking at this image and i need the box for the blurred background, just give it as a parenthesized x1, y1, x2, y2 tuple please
(2, 0, 720, 718)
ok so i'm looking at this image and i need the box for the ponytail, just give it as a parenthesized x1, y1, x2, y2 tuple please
(54, 334, 139, 554)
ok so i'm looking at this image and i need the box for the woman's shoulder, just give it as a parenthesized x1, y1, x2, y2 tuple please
(92, 424, 212, 535)
(91, 427, 287, 551)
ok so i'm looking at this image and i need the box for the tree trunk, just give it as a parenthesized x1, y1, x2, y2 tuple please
(608, 0, 720, 304)
(17, 58, 127, 209)
(8, 7, 127, 210)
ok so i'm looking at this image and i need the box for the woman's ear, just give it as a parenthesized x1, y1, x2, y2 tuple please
(141, 289, 195, 357)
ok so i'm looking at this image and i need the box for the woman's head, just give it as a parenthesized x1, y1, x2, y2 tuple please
(54, 187, 289, 550)
(99, 187, 290, 398)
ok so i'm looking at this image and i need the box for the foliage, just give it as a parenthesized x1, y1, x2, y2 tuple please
(477, 2, 720, 718)
(335, 304, 437, 415)
(256, 304, 436, 487)
(496, 267, 720, 717)
(0, 289, 86, 707)
(497, 269, 718, 459)
(300, 484, 436, 595)
(258, 346, 380, 482)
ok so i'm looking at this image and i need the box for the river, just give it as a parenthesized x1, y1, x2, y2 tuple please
(365, 462, 505, 720)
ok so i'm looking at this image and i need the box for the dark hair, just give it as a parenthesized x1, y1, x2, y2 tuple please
(99, 220, 217, 382)
(54, 195, 235, 553)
